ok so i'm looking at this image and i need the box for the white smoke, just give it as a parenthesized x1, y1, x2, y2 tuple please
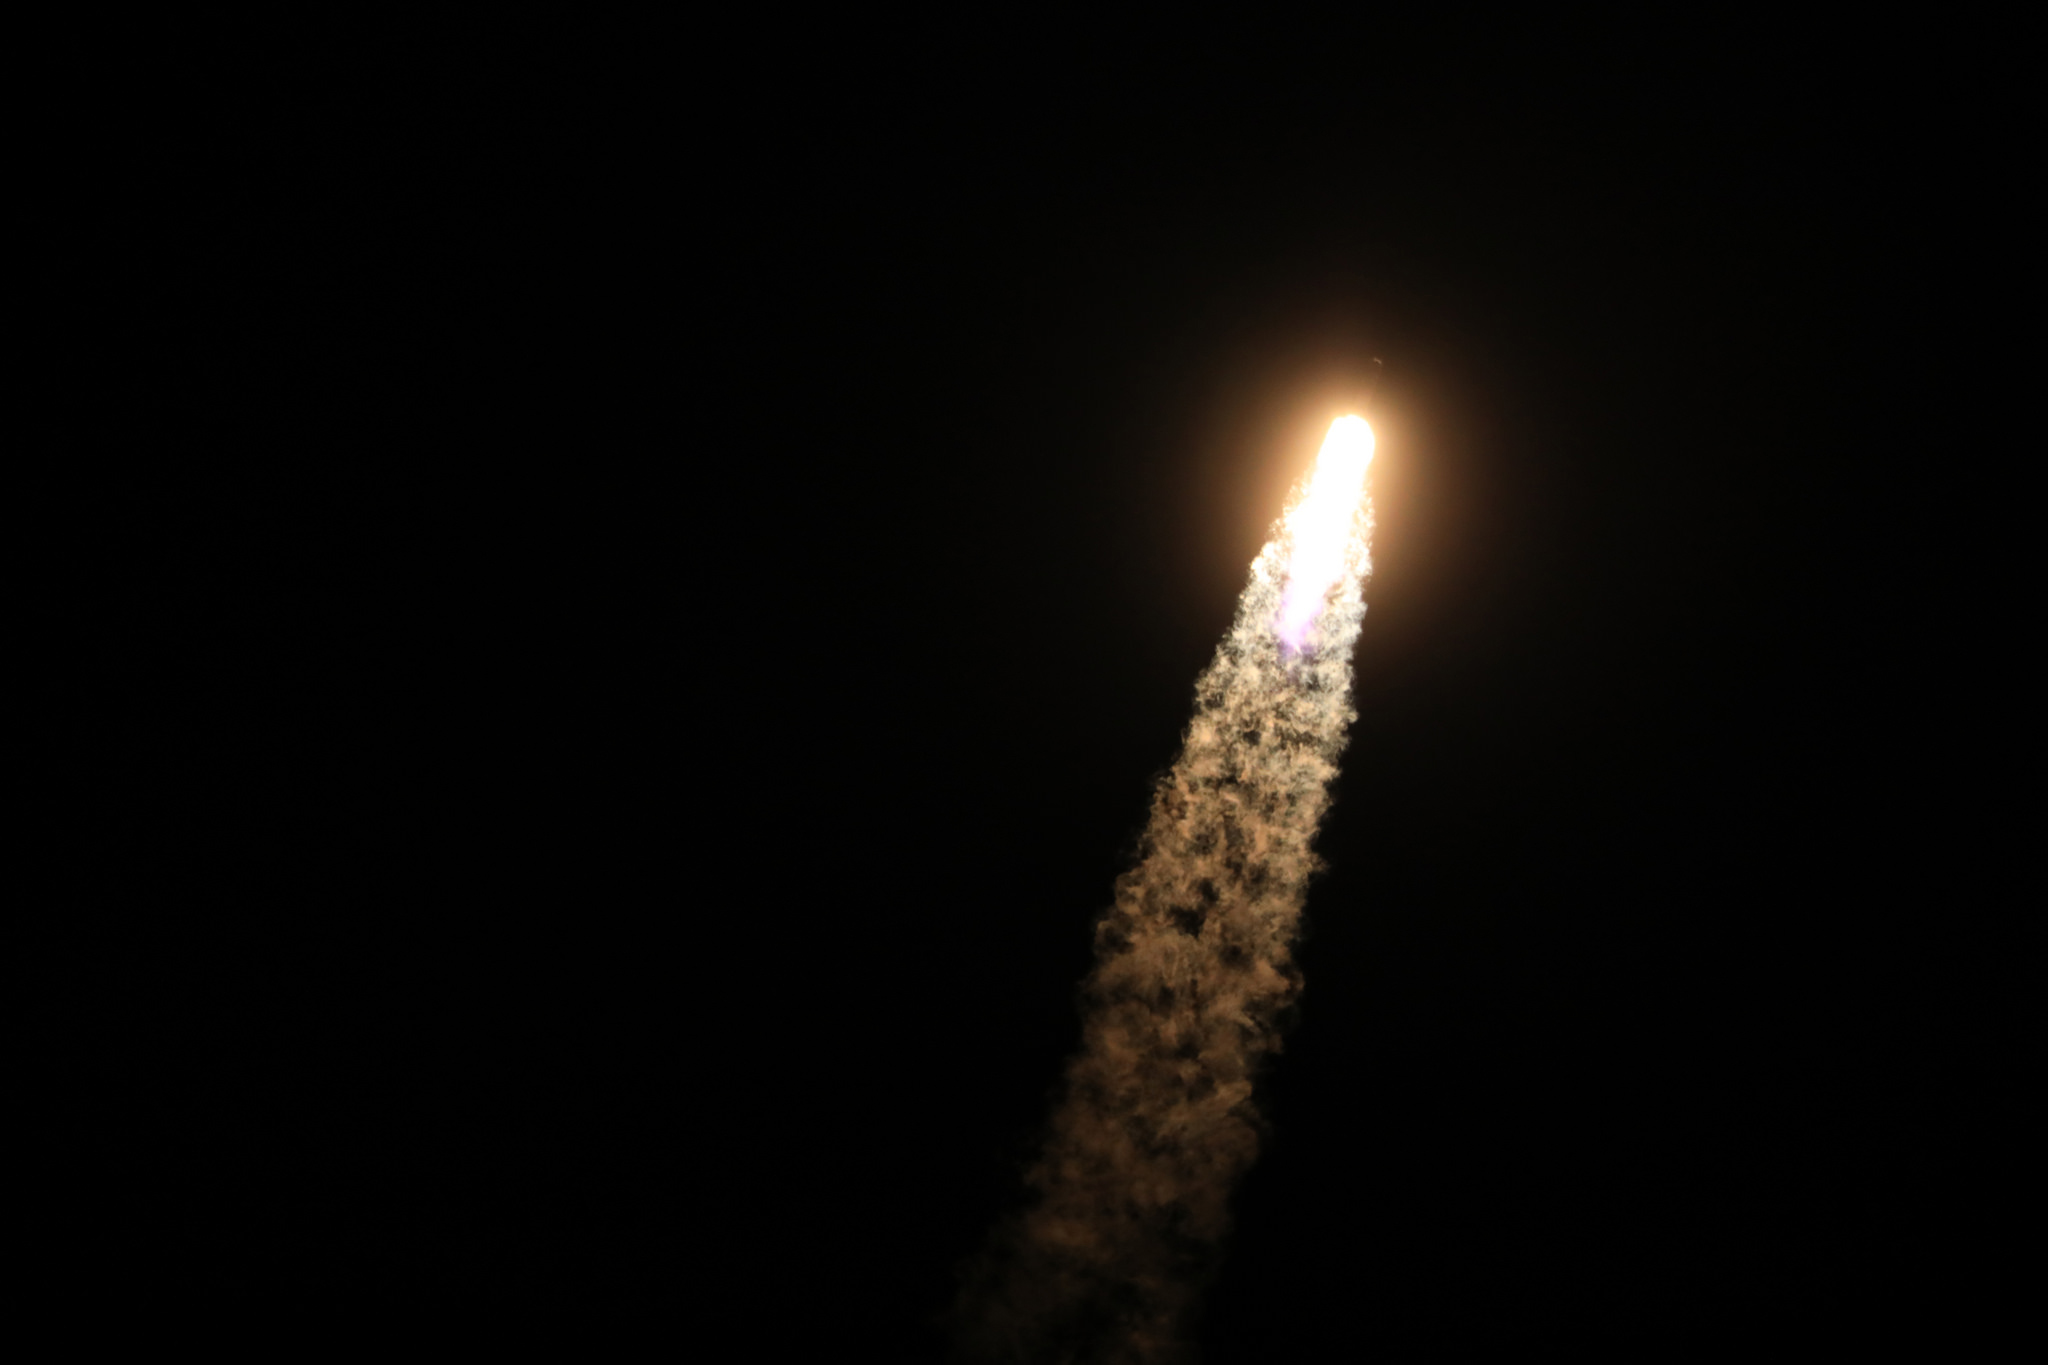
(955, 445, 1375, 1363)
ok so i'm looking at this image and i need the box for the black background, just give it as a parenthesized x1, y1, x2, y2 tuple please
(64, 16, 2019, 1355)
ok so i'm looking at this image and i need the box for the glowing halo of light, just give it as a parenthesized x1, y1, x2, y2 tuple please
(1275, 415, 1375, 652)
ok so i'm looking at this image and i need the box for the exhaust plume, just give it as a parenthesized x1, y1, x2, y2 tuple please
(955, 416, 1378, 1363)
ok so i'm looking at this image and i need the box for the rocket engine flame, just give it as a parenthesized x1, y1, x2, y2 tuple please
(954, 413, 1380, 1363)
(1276, 416, 1375, 652)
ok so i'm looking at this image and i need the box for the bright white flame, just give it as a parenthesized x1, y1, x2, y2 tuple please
(1275, 416, 1375, 651)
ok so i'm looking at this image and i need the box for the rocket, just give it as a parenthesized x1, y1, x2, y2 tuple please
(1356, 357, 1384, 415)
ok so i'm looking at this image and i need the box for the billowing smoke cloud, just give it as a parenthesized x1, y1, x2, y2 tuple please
(955, 420, 1377, 1364)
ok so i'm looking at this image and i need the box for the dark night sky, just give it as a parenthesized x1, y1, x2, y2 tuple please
(62, 17, 2019, 1355)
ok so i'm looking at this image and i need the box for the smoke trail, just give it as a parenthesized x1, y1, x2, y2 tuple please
(955, 418, 1377, 1364)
